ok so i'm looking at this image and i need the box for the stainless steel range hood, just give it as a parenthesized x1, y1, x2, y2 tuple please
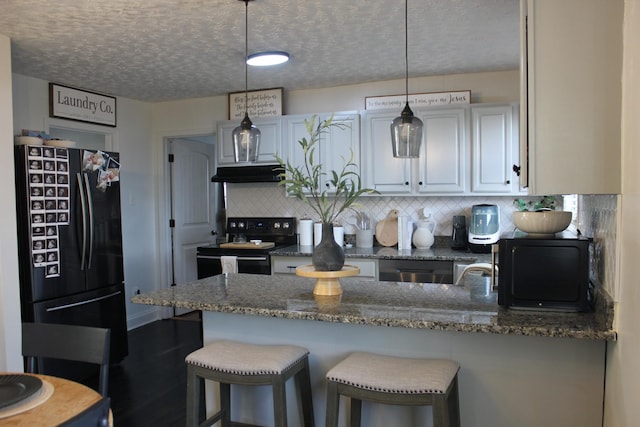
(211, 165, 282, 183)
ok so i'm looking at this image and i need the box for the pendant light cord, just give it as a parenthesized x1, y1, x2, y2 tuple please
(404, 0, 409, 105)
(244, 0, 249, 115)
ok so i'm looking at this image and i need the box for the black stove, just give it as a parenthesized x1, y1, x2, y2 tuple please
(196, 217, 297, 278)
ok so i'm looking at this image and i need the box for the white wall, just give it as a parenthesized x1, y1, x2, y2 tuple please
(0, 35, 22, 371)
(604, 1, 640, 425)
(11, 74, 158, 330)
(285, 70, 518, 115)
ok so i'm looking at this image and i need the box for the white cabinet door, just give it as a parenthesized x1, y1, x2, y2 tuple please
(216, 117, 282, 165)
(322, 113, 361, 192)
(283, 112, 360, 193)
(520, 0, 622, 194)
(416, 108, 467, 194)
(471, 105, 514, 193)
(362, 110, 413, 194)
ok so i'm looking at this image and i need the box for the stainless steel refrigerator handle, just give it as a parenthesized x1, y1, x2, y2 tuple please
(196, 255, 269, 262)
(83, 173, 95, 269)
(77, 173, 88, 270)
(45, 291, 122, 312)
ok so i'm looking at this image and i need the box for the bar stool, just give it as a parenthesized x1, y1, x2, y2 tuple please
(185, 339, 315, 427)
(325, 352, 460, 427)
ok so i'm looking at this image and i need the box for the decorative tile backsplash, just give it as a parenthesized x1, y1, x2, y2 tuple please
(227, 185, 619, 298)
(227, 183, 543, 236)
(577, 194, 619, 300)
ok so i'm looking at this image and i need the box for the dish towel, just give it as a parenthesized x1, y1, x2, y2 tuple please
(221, 256, 238, 274)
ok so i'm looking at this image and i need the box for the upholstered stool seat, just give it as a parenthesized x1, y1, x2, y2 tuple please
(325, 352, 460, 427)
(186, 340, 315, 427)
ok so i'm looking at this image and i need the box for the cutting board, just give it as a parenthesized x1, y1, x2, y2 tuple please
(219, 242, 275, 249)
(375, 209, 399, 247)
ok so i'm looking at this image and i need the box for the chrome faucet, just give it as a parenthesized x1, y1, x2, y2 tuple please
(454, 244, 499, 290)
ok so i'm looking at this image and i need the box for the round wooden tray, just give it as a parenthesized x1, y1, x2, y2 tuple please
(296, 265, 360, 296)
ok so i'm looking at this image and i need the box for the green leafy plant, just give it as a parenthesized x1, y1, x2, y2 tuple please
(513, 195, 557, 211)
(275, 114, 378, 224)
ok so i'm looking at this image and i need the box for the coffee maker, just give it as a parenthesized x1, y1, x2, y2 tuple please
(450, 215, 468, 250)
(468, 204, 500, 253)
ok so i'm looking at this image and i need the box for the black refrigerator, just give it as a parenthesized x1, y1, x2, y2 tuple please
(14, 145, 128, 377)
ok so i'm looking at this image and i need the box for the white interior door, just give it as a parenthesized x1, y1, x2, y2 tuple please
(169, 137, 217, 315)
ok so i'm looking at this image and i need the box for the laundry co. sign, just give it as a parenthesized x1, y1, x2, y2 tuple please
(49, 83, 117, 127)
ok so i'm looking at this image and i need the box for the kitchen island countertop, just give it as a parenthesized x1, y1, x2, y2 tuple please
(132, 273, 615, 340)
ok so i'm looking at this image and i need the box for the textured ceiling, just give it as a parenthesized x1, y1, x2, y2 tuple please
(0, 0, 520, 102)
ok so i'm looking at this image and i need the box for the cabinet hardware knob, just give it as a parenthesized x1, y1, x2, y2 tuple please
(512, 164, 521, 176)
(405, 181, 410, 186)
(506, 180, 510, 184)
(418, 181, 423, 186)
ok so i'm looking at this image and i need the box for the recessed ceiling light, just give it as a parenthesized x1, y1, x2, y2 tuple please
(246, 51, 290, 66)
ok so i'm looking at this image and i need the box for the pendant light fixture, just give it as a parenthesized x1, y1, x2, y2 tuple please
(390, 0, 423, 158)
(232, 0, 261, 163)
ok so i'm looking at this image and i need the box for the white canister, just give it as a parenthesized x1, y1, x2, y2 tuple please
(313, 222, 323, 247)
(356, 229, 374, 248)
(397, 216, 414, 250)
(333, 226, 344, 247)
(299, 219, 313, 246)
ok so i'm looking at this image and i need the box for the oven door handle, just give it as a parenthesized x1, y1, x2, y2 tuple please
(197, 255, 269, 262)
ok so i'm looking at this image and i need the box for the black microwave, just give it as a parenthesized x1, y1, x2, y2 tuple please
(498, 232, 593, 312)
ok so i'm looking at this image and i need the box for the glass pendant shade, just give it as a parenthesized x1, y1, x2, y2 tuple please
(391, 102, 423, 158)
(232, 112, 261, 162)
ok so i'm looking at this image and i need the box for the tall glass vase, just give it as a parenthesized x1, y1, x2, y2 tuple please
(312, 222, 345, 271)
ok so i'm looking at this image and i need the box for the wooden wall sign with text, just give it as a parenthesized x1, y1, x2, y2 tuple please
(49, 83, 117, 127)
(228, 87, 283, 119)
(365, 90, 471, 111)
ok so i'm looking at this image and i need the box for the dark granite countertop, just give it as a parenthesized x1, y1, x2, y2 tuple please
(132, 273, 615, 340)
(270, 244, 492, 263)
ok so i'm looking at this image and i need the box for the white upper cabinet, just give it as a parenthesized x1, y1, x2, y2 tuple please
(362, 110, 413, 194)
(471, 104, 524, 194)
(416, 108, 467, 194)
(216, 117, 282, 165)
(284, 112, 360, 193)
(363, 107, 467, 195)
(363, 105, 522, 196)
(520, 0, 623, 194)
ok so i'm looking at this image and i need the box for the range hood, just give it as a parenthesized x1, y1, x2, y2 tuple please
(211, 165, 282, 183)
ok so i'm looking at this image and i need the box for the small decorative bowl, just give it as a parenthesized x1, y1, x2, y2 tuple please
(513, 210, 572, 235)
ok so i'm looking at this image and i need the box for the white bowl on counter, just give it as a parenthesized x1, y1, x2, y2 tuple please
(513, 210, 572, 235)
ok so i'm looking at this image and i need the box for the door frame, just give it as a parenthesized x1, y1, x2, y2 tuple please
(154, 128, 217, 320)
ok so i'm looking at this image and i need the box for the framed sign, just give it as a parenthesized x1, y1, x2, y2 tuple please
(49, 83, 117, 127)
(228, 87, 283, 119)
(365, 90, 471, 111)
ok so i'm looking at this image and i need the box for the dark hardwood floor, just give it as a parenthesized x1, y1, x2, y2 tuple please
(105, 314, 203, 427)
